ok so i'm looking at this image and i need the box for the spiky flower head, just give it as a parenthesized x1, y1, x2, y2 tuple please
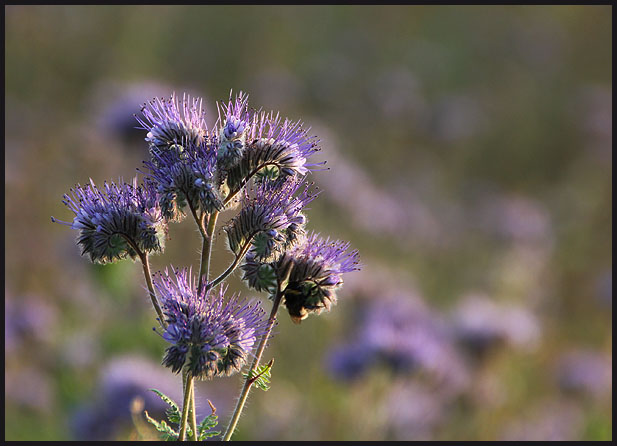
(224, 177, 315, 258)
(216, 92, 250, 170)
(219, 93, 325, 192)
(136, 93, 208, 159)
(143, 141, 223, 221)
(154, 267, 268, 380)
(52, 178, 167, 264)
(242, 232, 360, 323)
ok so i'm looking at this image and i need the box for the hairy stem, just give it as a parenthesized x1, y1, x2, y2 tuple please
(190, 382, 198, 441)
(206, 237, 253, 292)
(223, 162, 279, 207)
(119, 234, 166, 330)
(222, 264, 292, 441)
(139, 254, 167, 330)
(198, 211, 219, 292)
(187, 200, 205, 238)
(178, 372, 194, 441)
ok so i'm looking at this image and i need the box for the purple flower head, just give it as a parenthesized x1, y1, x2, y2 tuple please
(247, 109, 323, 176)
(136, 93, 209, 158)
(245, 231, 360, 323)
(154, 267, 269, 380)
(216, 92, 250, 169)
(142, 141, 222, 221)
(224, 177, 316, 258)
(221, 99, 324, 192)
(52, 178, 167, 264)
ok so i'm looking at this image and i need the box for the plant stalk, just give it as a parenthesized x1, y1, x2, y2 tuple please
(198, 211, 219, 292)
(206, 238, 253, 292)
(139, 253, 167, 330)
(178, 372, 194, 441)
(222, 263, 291, 441)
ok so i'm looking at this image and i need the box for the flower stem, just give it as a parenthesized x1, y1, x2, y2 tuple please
(222, 264, 292, 441)
(206, 237, 253, 292)
(190, 380, 198, 441)
(139, 253, 167, 330)
(198, 211, 219, 293)
(178, 371, 194, 441)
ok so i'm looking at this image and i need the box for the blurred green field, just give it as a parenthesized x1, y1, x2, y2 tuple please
(5, 5, 612, 441)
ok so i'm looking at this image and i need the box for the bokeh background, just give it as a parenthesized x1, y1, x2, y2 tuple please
(5, 5, 612, 441)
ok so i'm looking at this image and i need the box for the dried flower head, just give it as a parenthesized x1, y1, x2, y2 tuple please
(243, 231, 360, 323)
(52, 178, 167, 264)
(154, 268, 268, 380)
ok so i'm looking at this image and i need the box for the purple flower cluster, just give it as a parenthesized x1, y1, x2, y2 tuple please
(225, 177, 315, 258)
(142, 140, 221, 221)
(154, 268, 269, 380)
(135, 91, 324, 226)
(243, 231, 361, 323)
(52, 178, 167, 263)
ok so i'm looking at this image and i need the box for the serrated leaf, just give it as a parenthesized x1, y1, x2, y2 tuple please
(197, 399, 220, 439)
(149, 388, 182, 425)
(144, 410, 179, 441)
(243, 360, 273, 392)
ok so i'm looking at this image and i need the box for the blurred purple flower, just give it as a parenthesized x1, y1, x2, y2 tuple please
(557, 349, 612, 399)
(450, 293, 541, 358)
(5, 366, 54, 412)
(326, 294, 468, 394)
(89, 81, 178, 144)
(5, 292, 58, 355)
(70, 355, 183, 440)
(477, 194, 552, 245)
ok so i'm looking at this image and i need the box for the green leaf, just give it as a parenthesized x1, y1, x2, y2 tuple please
(198, 400, 221, 440)
(148, 388, 182, 425)
(243, 359, 274, 392)
(198, 414, 220, 440)
(144, 410, 178, 441)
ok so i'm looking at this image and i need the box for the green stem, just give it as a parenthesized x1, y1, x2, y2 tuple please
(187, 200, 206, 238)
(139, 253, 167, 330)
(222, 264, 292, 441)
(224, 161, 281, 207)
(206, 238, 253, 292)
(190, 381, 198, 441)
(178, 372, 194, 441)
(198, 211, 219, 292)
(119, 233, 166, 330)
